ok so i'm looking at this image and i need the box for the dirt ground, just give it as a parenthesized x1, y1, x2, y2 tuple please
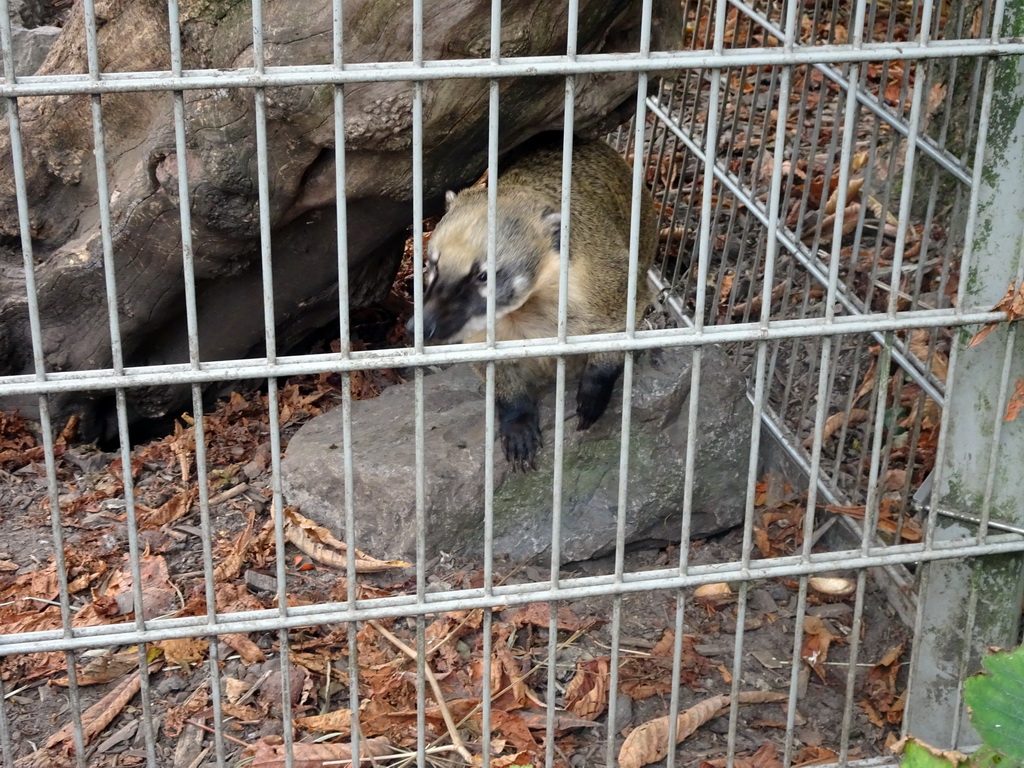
(0, 415, 908, 768)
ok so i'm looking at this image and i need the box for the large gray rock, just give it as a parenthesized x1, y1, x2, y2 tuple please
(1, 26, 61, 78)
(282, 346, 753, 564)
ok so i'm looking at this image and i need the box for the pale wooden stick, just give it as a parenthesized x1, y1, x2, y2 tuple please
(368, 620, 474, 764)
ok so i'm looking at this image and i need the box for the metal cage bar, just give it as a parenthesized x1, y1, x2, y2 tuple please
(0, 0, 1023, 764)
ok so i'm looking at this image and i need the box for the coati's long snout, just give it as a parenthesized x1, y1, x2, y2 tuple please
(409, 135, 658, 471)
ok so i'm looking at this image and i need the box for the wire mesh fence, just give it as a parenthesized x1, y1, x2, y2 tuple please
(0, 0, 1022, 766)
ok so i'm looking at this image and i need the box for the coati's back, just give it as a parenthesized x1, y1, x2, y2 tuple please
(411, 135, 658, 470)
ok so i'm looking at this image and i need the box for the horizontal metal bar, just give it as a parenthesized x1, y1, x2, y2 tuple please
(724, 0, 973, 186)
(0, 307, 1003, 397)
(0, 40, 1021, 97)
(923, 505, 1024, 536)
(1, 531, 1021, 656)
(646, 96, 948, 405)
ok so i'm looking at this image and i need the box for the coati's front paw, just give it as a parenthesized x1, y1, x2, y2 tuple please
(576, 364, 621, 430)
(500, 408, 542, 472)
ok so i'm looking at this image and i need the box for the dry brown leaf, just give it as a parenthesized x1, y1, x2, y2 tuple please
(926, 82, 948, 121)
(860, 699, 885, 727)
(730, 280, 787, 319)
(649, 630, 678, 657)
(221, 702, 265, 722)
(754, 526, 774, 558)
(46, 663, 161, 749)
(1005, 380, 1024, 422)
(854, 352, 879, 403)
(822, 503, 922, 542)
(890, 737, 968, 766)
(825, 176, 865, 215)
(815, 203, 860, 245)
(225, 677, 251, 704)
(511, 602, 595, 632)
(803, 409, 870, 448)
(618, 691, 786, 768)
(214, 512, 257, 581)
(862, 642, 906, 726)
(138, 488, 197, 529)
(275, 505, 410, 572)
(563, 657, 610, 720)
(473, 750, 533, 768)
(246, 734, 394, 768)
(970, 281, 1024, 347)
(491, 710, 540, 752)
(802, 616, 835, 682)
(163, 683, 209, 738)
(53, 647, 141, 687)
(791, 745, 840, 768)
(908, 329, 948, 382)
(158, 636, 207, 670)
(702, 743, 782, 768)
(295, 707, 353, 736)
(136, 554, 178, 621)
(750, 742, 783, 768)
(970, 322, 1001, 349)
(495, 641, 529, 707)
(517, 708, 599, 732)
(222, 632, 267, 664)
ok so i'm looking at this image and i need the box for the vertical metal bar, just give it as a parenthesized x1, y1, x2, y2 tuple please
(665, 0, 728, 763)
(83, 0, 160, 761)
(607, 5, 653, 766)
(0, 678, 13, 768)
(410, 2, 427, 765)
(113, 389, 159, 768)
(38, 398, 88, 768)
(480, 2, 502, 762)
(0, 0, 90, 758)
(331, 0, 363, 761)
(547, 9, 579, 766)
(783, 0, 867, 759)
(885, 6, 935, 319)
(723, 0, 796, 760)
(167, 0, 226, 761)
(249, 1, 294, 766)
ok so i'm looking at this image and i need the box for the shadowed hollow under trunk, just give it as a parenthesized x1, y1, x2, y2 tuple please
(0, 0, 682, 440)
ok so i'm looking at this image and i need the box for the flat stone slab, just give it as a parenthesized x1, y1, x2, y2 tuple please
(282, 346, 753, 564)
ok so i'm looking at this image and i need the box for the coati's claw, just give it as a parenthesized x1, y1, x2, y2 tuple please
(500, 411, 542, 472)
(576, 362, 622, 430)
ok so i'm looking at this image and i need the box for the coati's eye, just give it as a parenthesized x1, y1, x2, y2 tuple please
(477, 270, 488, 283)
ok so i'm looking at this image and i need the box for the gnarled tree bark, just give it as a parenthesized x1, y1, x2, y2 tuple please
(0, 0, 681, 439)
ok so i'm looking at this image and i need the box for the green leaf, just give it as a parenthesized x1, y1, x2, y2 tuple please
(964, 646, 1024, 762)
(901, 738, 962, 768)
(970, 745, 1023, 768)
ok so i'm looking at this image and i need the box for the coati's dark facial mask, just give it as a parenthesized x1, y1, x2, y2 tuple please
(409, 203, 551, 342)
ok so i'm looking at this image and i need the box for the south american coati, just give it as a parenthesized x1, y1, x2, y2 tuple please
(408, 135, 658, 471)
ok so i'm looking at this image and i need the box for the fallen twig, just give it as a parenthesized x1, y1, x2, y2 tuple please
(184, 718, 250, 748)
(209, 482, 250, 506)
(368, 620, 474, 765)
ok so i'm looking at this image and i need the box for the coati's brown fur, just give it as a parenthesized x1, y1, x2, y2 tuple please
(409, 135, 658, 470)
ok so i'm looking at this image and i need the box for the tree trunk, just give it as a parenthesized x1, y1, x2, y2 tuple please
(0, 0, 682, 439)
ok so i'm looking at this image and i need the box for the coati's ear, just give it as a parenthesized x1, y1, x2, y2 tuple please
(445, 190, 458, 210)
(541, 207, 562, 253)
